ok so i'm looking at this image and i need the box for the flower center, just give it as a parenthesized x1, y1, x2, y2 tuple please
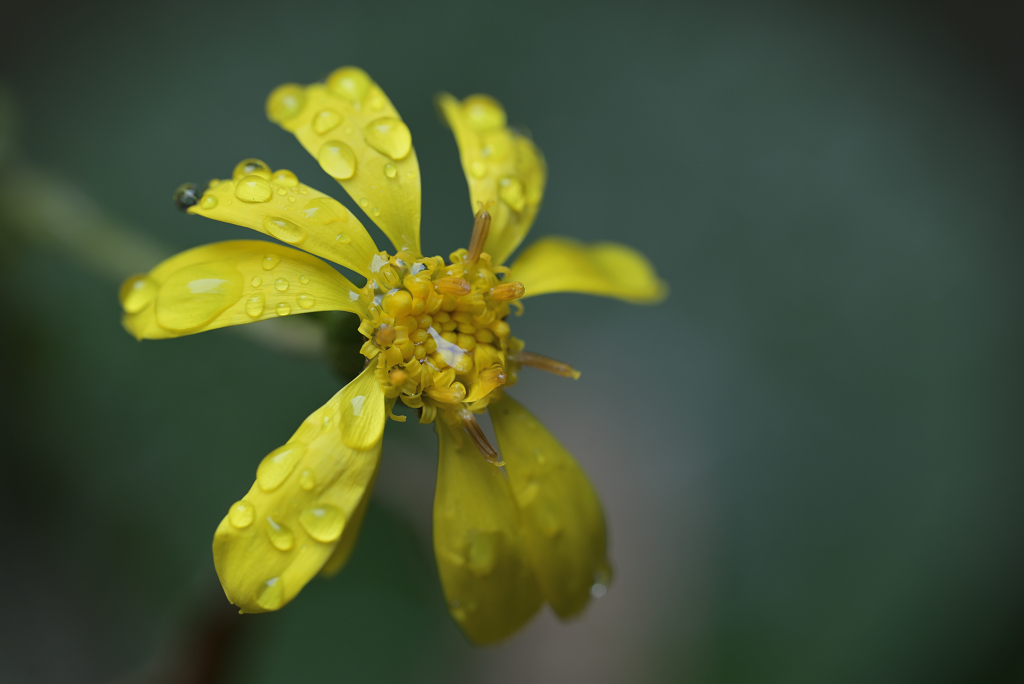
(357, 212, 525, 428)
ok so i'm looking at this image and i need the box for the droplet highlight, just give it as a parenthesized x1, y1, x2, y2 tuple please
(274, 277, 289, 292)
(299, 504, 346, 542)
(297, 294, 315, 309)
(265, 518, 294, 551)
(119, 275, 157, 314)
(263, 216, 305, 244)
(234, 175, 273, 203)
(276, 302, 291, 316)
(244, 293, 265, 318)
(262, 254, 281, 270)
(362, 117, 412, 160)
(256, 443, 306, 492)
(317, 140, 357, 179)
(228, 500, 255, 528)
(312, 109, 343, 135)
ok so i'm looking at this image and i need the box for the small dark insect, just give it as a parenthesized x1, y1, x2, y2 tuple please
(173, 183, 201, 211)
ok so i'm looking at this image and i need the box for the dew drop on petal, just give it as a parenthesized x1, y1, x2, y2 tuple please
(200, 195, 218, 210)
(244, 293, 265, 318)
(119, 275, 157, 314)
(299, 275, 309, 285)
(155, 263, 243, 331)
(256, 443, 306, 491)
(590, 563, 612, 598)
(274, 277, 289, 292)
(276, 302, 291, 316)
(336, 233, 351, 244)
(266, 83, 306, 123)
(317, 140, 357, 179)
(265, 518, 294, 551)
(250, 276, 261, 287)
(233, 159, 272, 181)
(463, 95, 507, 130)
(299, 504, 346, 542)
(271, 169, 299, 187)
(465, 531, 500, 577)
(470, 159, 487, 178)
(234, 175, 273, 203)
(262, 254, 281, 270)
(298, 469, 316, 491)
(255, 576, 285, 610)
(383, 163, 397, 179)
(297, 293, 315, 309)
(498, 176, 526, 212)
(312, 109, 343, 135)
(362, 117, 412, 160)
(228, 500, 255, 529)
(263, 216, 305, 244)
(326, 67, 371, 103)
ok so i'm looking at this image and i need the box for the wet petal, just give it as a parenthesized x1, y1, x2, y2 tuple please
(490, 394, 609, 618)
(213, 364, 385, 613)
(120, 240, 366, 340)
(266, 68, 421, 254)
(508, 236, 667, 304)
(188, 164, 380, 279)
(438, 93, 546, 266)
(433, 418, 542, 644)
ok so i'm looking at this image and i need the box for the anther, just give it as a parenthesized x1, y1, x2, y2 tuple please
(459, 409, 503, 466)
(466, 208, 491, 264)
(388, 368, 408, 387)
(374, 324, 396, 347)
(434, 276, 472, 296)
(514, 351, 581, 380)
(489, 281, 525, 301)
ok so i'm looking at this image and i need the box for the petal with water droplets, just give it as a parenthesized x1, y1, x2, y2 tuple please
(433, 419, 542, 644)
(437, 92, 546, 266)
(120, 240, 366, 340)
(212, 364, 384, 613)
(507, 236, 667, 304)
(490, 394, 610, 618)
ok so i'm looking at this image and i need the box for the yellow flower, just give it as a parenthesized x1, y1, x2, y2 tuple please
(119, 67, 666, 644)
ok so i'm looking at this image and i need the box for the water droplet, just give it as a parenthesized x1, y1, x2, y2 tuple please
(276, 302, 291, 316)
(233, 159, 272, 180)
(326, 66, 371, 102)
(383, 163, 397, 179)
(271, 169, 299, 187)
(200, 194, 218, 210)
(463, 95, 507, 130)
(299, 504, 346, 542)
(244, 293, 265, 318)
(317, 140, 357, 179)
(262, 254, 280, 270)
(465, 531, 500, 576)
(288, 196, 296, 203)
(173, 183, 201, 211)
(470, 159, 487, 178)
(234, 175, 273, 203)
(302, 196, 350, 226)
(274, 277, 289, 291)
(256, 443, 306, 491)
(359, 198, 368, 207)
(255, 576, 284, 610)
(265, 517, 294, 551)
(228, 500, 255, 528)
(312, 109, 343, 135)
(119, 274, 157, 313)
(276, 187, 287, 196)
(250, 276, 262, 287)
(298, 469, 316, 491)
(297, 293, 315, 309)
(362, 117, 412, 160)
(499, 176, 526, 211)
(299, 275, 309, 285)
(590, 563, 612, 598)
(155, 262, 243, 331)
(336, 233, 351, 244)
(372, 207, 380, 217)
(266, 83, 306, 123)
(263, 216, 306, 244)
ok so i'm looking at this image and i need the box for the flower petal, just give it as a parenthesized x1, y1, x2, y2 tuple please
(266, 68, 421, 254)
(507, 236, 667, 304)
(319, 465, 378, 578)
(213, 363, 385, 613)
(120, 240, 366, 340)
(490, 394, 610, 619)
(433, 418, 542, 644)
(437, 93, 546, 266)
(188, 165, 380, 279)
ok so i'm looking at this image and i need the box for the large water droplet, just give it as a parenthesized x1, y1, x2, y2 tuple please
(302, 196, 350, 226)
(276, 302, 291, 316)
(463, 95, 507, 130)
(336, 233, 351, 244)
(299, 275, 309, 285)
(297, 293, 315, 309)
(119, 274, 157, 314)
(266, 83, 306, 123)
(465, 530, 501, 576)
(200, 195, 218, 210)
(244, 293, 265, 318)
(228, 500, 255, 528)
(274, 277, 289, 292)
(313, 109, 343, 135)
(173, 183, 201, 211)
(234, 175, 273, 203)
(250, 276, 262, 287)
(383, 163, 397, 179)
(262, 254, 280, 270)
(326, 66, 371, 102)
(265, 518, 294, 551)
(362, 117, 412, 160)
(298, 469, 316, 491)
(256, 443, 306, 491)
(263, 216, 305, 244)
(271, 169, 299, 187)
(233, 159, 272, 180)
(299, 504, 346, 542)
(255, 576, 285, 610)
(317, 140, 357, 179)
(498, 176, 526, 212)
(155, 262, 243, 331)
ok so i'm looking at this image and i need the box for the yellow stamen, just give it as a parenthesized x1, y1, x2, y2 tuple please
(466, 208, 491, 264)
(515, 351, 581, 380)
(388, 368, 408, 387)
(459, 409, 503, 465)
(489, 281, 525, 301)
(374, 324, 396, 347)
(434, 276, 472, 296)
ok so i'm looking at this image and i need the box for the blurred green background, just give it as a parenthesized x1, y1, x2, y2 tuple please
(1, 1, 1022, 682)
